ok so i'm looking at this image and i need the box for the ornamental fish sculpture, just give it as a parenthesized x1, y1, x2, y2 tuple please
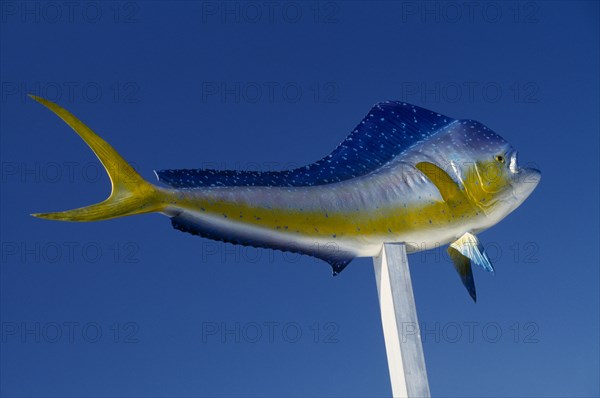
(30, 95, 540, 301)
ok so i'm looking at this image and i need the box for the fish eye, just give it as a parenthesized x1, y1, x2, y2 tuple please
(495, 155, 505, 163)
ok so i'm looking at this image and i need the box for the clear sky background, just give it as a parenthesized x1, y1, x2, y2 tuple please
(1, 1, 598, 397)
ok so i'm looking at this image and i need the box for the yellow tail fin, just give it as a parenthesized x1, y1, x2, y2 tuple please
(30, 95, 166, 222)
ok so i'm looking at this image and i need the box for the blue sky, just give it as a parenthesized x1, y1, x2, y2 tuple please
(1, 1, 598, 397)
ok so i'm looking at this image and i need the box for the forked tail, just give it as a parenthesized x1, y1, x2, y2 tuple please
(30, 95, 166, 221)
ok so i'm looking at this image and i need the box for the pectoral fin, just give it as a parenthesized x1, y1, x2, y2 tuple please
(415, 162, 469, 207)
(450, 232, 494, 273)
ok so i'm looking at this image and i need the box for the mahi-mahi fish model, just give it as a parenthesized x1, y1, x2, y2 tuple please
(30, 95, 540, 301)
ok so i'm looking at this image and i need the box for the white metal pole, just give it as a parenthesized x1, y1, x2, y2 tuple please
(373, 243, 430, 398)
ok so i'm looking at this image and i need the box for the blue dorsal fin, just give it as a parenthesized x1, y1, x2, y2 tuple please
(155, 101, 456, 188)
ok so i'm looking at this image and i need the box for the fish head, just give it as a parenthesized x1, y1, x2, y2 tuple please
(447, 121, 541, 218)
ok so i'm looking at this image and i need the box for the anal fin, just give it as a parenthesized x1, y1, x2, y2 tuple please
(330, 258, 352, 276)
(448, 246, 477, 302)
(450, 232, 494, 273)
(170, 217, 354, 276)
(447, 232, 494, 302)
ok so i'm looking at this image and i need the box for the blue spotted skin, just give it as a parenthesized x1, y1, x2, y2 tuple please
(166, 119, 513, 218)
(155, 102, 531, 275)
(156, 102, 457, 188)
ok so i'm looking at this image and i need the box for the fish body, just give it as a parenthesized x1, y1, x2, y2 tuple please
(30, 96, 541, 300)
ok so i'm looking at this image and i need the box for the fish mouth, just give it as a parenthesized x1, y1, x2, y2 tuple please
(512, 166, 541, 201)
(507, 149, 541, 199)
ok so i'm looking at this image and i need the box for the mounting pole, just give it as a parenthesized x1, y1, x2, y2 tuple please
(373, 243, 430, 398)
